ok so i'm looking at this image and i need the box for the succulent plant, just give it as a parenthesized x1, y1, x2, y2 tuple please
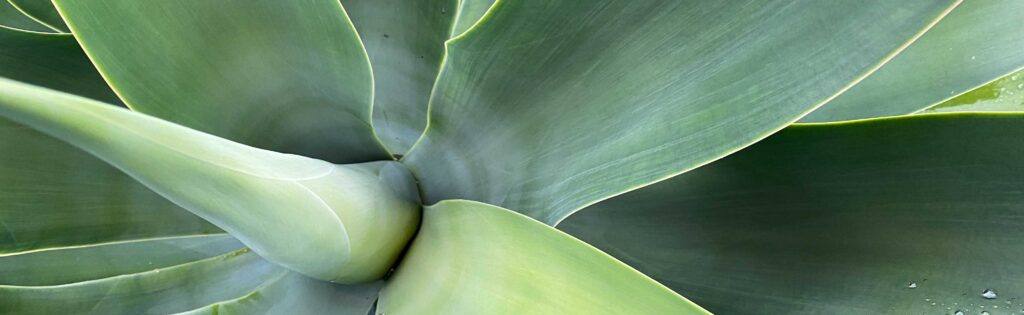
(1, 0, 1023, 314)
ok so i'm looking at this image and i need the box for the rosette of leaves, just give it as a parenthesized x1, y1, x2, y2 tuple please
(1, 0, 1023, 314)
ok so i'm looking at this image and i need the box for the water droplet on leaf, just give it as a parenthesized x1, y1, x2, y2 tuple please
(982, 289, 998, 299)
(908, 282, 918, 289)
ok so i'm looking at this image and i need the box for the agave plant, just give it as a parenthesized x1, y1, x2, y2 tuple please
(1, 0, 1023, 314)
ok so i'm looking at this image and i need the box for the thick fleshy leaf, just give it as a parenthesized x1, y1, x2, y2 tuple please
(0, 27, 119, 105)
(801, 0, 1024, 122)
(0, 2, 51, 33)
(53, 0, 390, 162)
(0, 24, 220, 255)
(449, 0, 496, 37)
(404, 0, 957, 225)
(0, 78, 422, 283)
(561, 113, 1024, 314)
(178, 273, 381, 315)
(0, 249, 284, 314)
(0, 118, 221, 253)
(6, 0, 66, 32)
(379, 200, 709, 314)
(922, 68, 1024, 113)
(1, 247, 381, 315)
(0, 234, 240, 286)
(344, 0, 457, 154)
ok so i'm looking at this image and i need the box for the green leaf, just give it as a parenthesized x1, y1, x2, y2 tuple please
(0, 78, 421, 283)
(1, 247, 381, 315)
(6, 0, 67, 32)
(560, 113, 1024, 314)
(0, 27, 120, 105)
(0, 118, 221, 254)
(178, 273, 381, 315)
(0, 249, 283, 314)
(0, 1, 52, 33)
(0, 235, 240, 286)
(922, 68, 1024, 113)
(379, 200, 709, 314)
(344, 0, 458, 154)
(53, 0, 391, 162)
(449, 0, 496, 37)
(403, 0, 957, 225)
(801, 0, 1024, 122)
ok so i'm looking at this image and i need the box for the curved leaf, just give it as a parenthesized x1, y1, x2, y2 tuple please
(177, 273, 381, 315)
(0, 249, 284, 314)
(0, 27, 119, 105)
(922, 68, 1024, 113)
(450, 0, 496, 38)
(404, 0, 958, 225)
(801, 0, 1024, 122)
(53, 0, 390, 162)
(0, 78, 422, 283)
(344, 0, 458, 154)
(0, 118, 221, 253)
(0, 23, 221, 255)
(379, 200, 709, 315)
(561, 113, 1024, 314)
(0, 235, 240, 286)
(0, 1, 48, 32)
(6, 0, 66, 32)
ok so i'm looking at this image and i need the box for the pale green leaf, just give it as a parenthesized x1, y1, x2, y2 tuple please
(0, 78, 421, 283)
(379, 200, 709, 315)
(801, 0, 1024, 122)
(344, 0, 457, 154)
(177, 273, 381, 315)
(404, 0, 957, 225)
(561, 113, 1024, 314)
(53, 0, 390, 162)
(0, 249, 284, 314)
(0, 0, 49, 32)
(922, 68, 1024, 113)
(0, 118, 221, 253)
(6, 0, 66, 32)
(0, 235, 240, 286)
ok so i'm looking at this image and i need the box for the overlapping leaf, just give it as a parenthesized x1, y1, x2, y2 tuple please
(922, 68, 1024, 113)
(0, 1, 48, 32)
(6, 0, 66, 32)
(343, 0, 457, 154)
(54, 0, 390, 162)
(0, 235, 240, 286)
(404, 0, 958, 225)
(561, 113, 1024, 314)
(379, 200, 709, 314)
(802, 0, 1024, 122)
